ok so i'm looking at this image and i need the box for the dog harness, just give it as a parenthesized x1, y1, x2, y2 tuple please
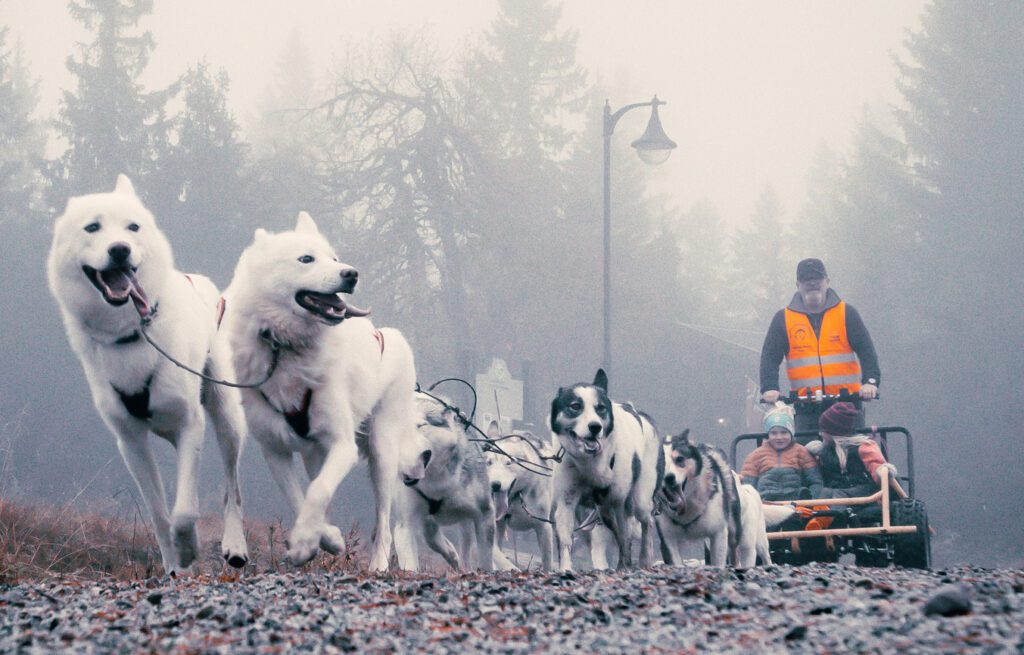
(414, 487, 444, 515)
(262, 329, 386, 439)
(112, 375, 154, 420)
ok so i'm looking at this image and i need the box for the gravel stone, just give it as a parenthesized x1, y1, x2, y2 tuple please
(1, 564, 1022, 652)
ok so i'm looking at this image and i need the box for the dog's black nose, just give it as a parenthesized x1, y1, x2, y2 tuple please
(108, 242, 131, 263)
(665, 472, 676, 487)
(340, 267, 358, 282)
(491, 481, 501, 493)
(587, 422, 602, 437)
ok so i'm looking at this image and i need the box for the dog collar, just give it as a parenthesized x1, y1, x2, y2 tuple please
(414, 487, 444, 515)
(113, 330, 141, 345)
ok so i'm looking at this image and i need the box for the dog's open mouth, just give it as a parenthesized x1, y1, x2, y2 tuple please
(493, 488, 510, 521)
(662, 485, 686, 512)
(82, 265, 151, 317)
(295, 290, 369, 325)
(574, 436, 602, 456)
(402, 474, 420, 487)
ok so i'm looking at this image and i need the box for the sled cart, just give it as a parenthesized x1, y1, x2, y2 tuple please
(729, 391, 931, 569)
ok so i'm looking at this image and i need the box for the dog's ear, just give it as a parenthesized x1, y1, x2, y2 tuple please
(253, 228, 269, 243)
(679, 428, 690, 443)
(295, 211, 320, 235)
(593, 369, 608, 391)
(113, 174, 136, 197)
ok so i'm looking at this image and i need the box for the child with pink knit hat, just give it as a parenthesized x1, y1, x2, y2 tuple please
(810, 402, 895, 498)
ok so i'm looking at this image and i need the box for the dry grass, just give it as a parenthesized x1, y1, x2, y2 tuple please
(0, 498, 370, 584)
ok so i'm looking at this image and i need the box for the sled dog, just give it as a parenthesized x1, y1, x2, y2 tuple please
(485, 432, 555, 570)
(393, 392, 495, 571)
(220, 212, 420, 570)
(656, 430, 794, 568)
(47, 175, 249, 574)
(549, 369, 663, 571)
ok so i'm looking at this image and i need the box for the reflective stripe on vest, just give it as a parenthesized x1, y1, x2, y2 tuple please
(784, 302, 862, 396)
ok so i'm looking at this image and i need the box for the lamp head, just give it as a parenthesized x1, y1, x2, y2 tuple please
(631, 97, 676, 165)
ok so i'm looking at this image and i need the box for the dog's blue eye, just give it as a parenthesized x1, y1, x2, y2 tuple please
(84, 222, 101, 233)
(298, 255, 315, 264)
(126, 223, 140, 232)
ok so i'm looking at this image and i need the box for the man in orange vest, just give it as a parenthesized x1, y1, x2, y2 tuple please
(759, 258, 880, 432)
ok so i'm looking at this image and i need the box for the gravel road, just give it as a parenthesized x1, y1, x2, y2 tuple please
(2, 563, 1022, 653)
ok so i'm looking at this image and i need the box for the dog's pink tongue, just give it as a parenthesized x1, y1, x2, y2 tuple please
(493, 490, 510, 521)
(100, 268, 133, 299)
(129, 283, 151, 318)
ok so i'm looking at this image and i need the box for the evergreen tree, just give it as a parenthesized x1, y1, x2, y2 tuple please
(249, 29, 327, 229)
(677, 198, 729, 319)
(51, 0, 170, 204)
(460, 0, 586, 162)
(153, 61, 251, 283)
(0, 28, 46, 222)
(726, 186, 792, 328)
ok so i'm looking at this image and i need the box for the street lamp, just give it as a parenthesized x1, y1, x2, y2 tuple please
(602, 96, 676, 375)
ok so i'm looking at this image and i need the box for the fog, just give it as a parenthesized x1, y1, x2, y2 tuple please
(0, 0, 1020, 567)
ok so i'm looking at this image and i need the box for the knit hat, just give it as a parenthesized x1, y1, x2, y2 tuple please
(763, 406, 795, 435)
(819, 401, 859, 436)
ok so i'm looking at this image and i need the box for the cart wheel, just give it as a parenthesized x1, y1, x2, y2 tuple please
(891, 498, 931, 570)
(854, 544, 890, 568)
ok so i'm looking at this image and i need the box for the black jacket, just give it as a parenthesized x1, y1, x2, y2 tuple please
(759, 288, 880, 393)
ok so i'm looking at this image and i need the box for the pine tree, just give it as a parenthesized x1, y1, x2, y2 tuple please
(0, 28, 46, 222)
(726, 186, 792, 328)
(152, 61, 251, 283)
(51, 0, 170, 203)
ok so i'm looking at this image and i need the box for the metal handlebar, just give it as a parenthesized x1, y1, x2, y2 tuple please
(761, 389, 877, 408)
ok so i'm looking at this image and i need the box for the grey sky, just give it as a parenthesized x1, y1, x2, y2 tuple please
(2, 0, 925, 226)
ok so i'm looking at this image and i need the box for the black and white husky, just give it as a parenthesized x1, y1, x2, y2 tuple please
(549, 369, 663, 571)
(656, 430, 793, 568)
(393, 392, 496, 571)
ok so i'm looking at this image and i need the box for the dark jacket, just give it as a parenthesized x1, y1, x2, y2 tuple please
(818, 438, 887, 499)
(759, 288, 881, 393)
(740, 441, 824, 501)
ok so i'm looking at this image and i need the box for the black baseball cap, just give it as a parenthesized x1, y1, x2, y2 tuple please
(796, 258, 828, 281)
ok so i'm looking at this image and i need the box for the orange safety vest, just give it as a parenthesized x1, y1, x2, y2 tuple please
(784, 302, 861, 396)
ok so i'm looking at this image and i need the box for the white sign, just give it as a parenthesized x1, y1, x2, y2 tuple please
(475, 357, 523, 435)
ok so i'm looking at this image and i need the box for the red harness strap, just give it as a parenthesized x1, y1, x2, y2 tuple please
(216, 296, 226, 329)
(373, 329, 384, 356)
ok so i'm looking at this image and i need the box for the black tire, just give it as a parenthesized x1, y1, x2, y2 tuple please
(854, 543, 890, 567)
(890, 498, 931, 569)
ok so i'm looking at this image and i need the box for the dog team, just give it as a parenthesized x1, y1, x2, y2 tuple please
(48, 175, 805, 575)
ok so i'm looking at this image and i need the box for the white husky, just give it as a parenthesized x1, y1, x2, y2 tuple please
(220, 212, 420, 570)
(46, 175, 249, 574)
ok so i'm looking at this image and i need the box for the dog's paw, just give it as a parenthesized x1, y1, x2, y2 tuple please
(319, 525, 346, 555)
(222, 546, 249, 569)
(172, 521, 199, 569)
(285, 526, 319, 566)
(221, 529, 250, 569)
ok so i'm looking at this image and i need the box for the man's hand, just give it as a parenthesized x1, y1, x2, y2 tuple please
(859, 383, 878, 399)
(761, 390, 780, 403)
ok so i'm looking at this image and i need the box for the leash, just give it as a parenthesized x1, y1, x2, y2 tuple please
(138, 307, 281, 389)
(415, 380, 562, 477)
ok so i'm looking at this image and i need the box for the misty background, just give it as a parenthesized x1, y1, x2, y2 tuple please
(0, 0, 1020, 567)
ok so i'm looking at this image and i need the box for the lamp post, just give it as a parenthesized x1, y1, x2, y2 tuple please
(602, 96, 676, 375)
